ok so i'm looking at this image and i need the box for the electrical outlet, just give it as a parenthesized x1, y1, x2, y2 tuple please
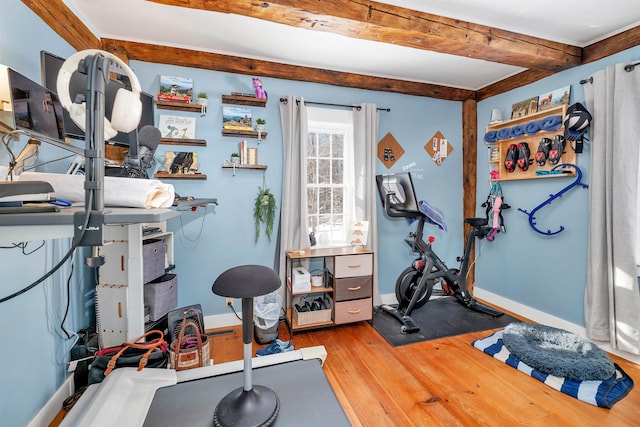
(226, 298, 233, 307)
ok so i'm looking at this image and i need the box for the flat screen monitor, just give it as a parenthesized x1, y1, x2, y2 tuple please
(376, 172, 420, 216)
(0, 66, 65, 140)
(39, 50, 154, 146)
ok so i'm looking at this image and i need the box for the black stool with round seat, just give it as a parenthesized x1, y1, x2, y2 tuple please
(211, 264, 281, 427)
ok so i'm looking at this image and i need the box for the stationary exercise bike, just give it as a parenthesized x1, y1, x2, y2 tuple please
(376, 173, 503, 334)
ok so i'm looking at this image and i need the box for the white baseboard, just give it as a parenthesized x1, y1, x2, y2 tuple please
(204, 312, 242, 330)
(473, 287, 640, 365)
(28, 374, 74, 427)
(472, 288, 585, 335)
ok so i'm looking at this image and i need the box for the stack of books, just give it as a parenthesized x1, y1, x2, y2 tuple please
(238, 140, 258, 166)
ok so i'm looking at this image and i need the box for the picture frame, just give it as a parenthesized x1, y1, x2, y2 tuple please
(158, 115, 196, 139)
(223, 106, 253, 131)
(158, 75, 193, 102)
(511, 96, 539, 119)
(537, 86, 571, 111)
(164, 151, 200, 175)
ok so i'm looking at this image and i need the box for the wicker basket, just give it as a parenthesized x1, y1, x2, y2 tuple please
(169, 319, 211, 370)
(294, 297, 332, 325)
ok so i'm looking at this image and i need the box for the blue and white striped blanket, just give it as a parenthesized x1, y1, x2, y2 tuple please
(472, 330, 634, 408)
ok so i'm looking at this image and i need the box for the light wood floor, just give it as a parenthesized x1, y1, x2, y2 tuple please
(210, 314, 640, 426)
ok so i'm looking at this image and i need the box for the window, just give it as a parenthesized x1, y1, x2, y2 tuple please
(306, 107, 354, 247)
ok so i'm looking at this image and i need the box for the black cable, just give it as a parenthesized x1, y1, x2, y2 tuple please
(60, 253, 76, 339)
(25, 153, 76, 171)
(0, 193, 92, 304)
(0, 241, 45, 255)
(0, 53, 105, 304)
(229, 302, 242, 321)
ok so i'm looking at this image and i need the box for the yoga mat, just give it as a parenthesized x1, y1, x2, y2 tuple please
(19, 171, 175, 208)
(371, 296, 517, 347)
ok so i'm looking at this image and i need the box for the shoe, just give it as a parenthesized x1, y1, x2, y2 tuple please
(516, 142, 531, 171)
(548, 135, 565, 165)
(504, 144, 518, 173)
(256, 339, 294, 357)
(535, 138, 552, 166)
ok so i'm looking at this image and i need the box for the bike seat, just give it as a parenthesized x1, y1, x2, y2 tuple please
(465, 217, 488, 228)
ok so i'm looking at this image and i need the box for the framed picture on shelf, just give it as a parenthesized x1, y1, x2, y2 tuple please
(158, 75, 193, 103)
(222, 106, 253, 131)
(537, 86, 571, 111)
(511, 96, 539, 119)
(164, 151, 200, 175)
(158, 114, 196, 139)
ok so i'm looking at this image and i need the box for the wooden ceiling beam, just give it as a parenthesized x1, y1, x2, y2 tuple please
(149, 0, 581, 72)
(582, 25, 640, 64)
(101, 38, 475, 101)
(21, 0, 100, 51)
(478, 26, 640, 100)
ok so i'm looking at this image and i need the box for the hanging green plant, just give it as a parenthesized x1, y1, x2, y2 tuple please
(254, 186, 277, 243)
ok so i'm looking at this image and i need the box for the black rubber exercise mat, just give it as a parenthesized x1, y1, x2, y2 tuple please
(371, 296, 517, 347)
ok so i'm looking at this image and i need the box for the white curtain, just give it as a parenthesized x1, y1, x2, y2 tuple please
(276, 96, 310, 284)
(353, 104, 380, 304)
(277, 98, 380, 304)
(584, 62, 640, 355)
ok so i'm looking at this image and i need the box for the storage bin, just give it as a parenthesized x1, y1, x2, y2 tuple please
(334, 297, 372, 324)
(144, 273, 177, 321)
(143, 239, 166, 284)
(294, 296, 332, 325)
(334, 275, 372, 301)
(330, 254, 373, 278)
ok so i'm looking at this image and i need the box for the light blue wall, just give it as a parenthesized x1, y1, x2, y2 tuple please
(475, 46, 640, 325)
(2, 2, 463, 425)
(3, 1, 638, 425)
(127, 62, 464, 317)
(1, 2, 87, 426)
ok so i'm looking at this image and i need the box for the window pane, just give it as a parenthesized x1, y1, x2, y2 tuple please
(318, 214, 331, 231)
(333, 188, 343, 212)
(319, 188, 332, 213)
(307, 215, 317, 231)
(307, 132, 317, 156)
(307, 187, 318, 213)
(318, 133, 331, 157)
(307, 159, 317, 184)
(332, 159, 343, 184)
(332, 134, 344, 158)
(318, 159, 330, 184)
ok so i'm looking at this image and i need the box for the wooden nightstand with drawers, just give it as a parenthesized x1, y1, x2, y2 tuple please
(285, 246, 374, 333)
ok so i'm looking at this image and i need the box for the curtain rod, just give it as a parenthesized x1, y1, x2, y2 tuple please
(624, 61, 640, 72)
(279, 97, 390, 112)
(581, 60, 639, 85)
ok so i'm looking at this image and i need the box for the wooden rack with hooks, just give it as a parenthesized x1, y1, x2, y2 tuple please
(485, 104, 577, 181)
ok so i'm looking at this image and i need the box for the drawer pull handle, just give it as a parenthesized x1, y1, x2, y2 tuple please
(348, 264, 361, 269)
(347, 286, 362, 291)
(348, 309, 361, 314)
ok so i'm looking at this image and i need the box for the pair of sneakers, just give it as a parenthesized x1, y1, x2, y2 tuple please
(504, 142, 532, 172)
(256, 339, 294, 357)
(535, 135, 565, 166)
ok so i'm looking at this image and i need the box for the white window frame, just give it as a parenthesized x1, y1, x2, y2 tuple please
(306, 107, 354, 248)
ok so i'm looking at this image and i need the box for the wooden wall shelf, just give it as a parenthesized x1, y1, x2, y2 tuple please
(485, 104, 576, 182)
(222, 164, 267, 170)
(154, 172, 207, 180)
(160, 138, 207, 146)
(155, 100, 204, 113)
(221, 95, 267, 107)
(222, 129, 267, 139)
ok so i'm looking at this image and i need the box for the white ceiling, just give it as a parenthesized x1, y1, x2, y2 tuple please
(63, 0, 640, 91)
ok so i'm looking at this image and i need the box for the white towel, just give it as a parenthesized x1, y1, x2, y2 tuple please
(18, 172, 175, 209)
